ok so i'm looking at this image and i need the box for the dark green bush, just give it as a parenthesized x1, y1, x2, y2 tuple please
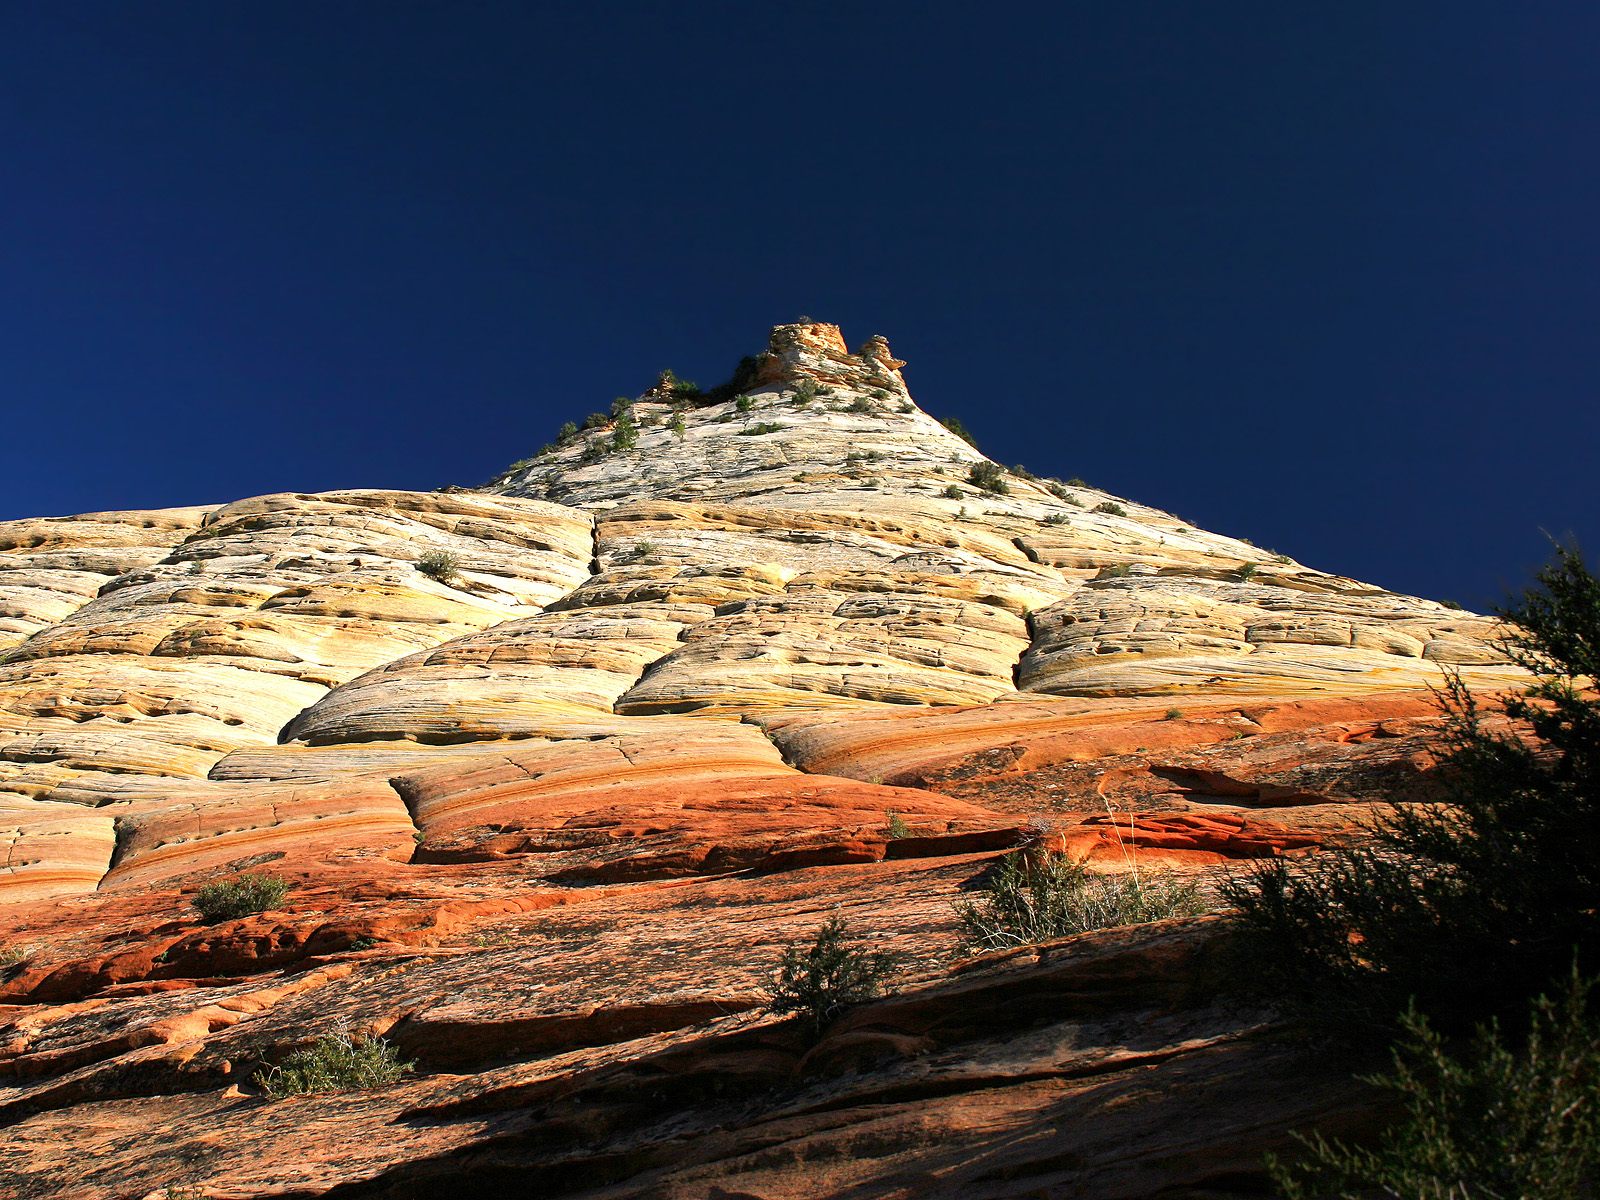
(736, 395, 754, 413)
(556, 420, 579, 443)
(738, 422, 785, 436)
(968, 461, 1009, 494)
(194, 874, 290, 923)
(582, 411, 607, 430)
(701, 355, 766, 404)
(942, 484, 963, 499)
(766, 916, 902, 1038)
(1093, 501, 1127, 517)
(956, 852, 1207, 951)
(654, 368, 699, 399)
(669, 413, 686, 438)
(1223, 543, 1600, 1039)
(254, 1031, 413, 1098)
(940, 415, 979, 447)
(1270, 972, 1600, 1199)
(610, 409, 638, 451)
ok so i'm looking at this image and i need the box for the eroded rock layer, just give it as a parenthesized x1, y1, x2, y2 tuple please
(0, 322, 1521, 1197)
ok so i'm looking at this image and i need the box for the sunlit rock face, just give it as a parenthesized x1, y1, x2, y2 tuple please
(0, 323, 1522, 1198)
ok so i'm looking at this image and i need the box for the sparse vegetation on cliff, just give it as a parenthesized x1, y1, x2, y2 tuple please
(939, 415, 978, 447)
(766, 916, 902, 1038)
(254, 1030, 413, 1098)
(194, 874, 290, 923)
(416, 549, 460, 582)
(660, 369, 701, 400)
(968, 461, 1009, 494)
(610, 409, 638, 451)
(955, 851, 1206, 950)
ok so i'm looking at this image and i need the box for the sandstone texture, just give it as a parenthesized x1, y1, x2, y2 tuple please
(0, 323, 1520, 1197)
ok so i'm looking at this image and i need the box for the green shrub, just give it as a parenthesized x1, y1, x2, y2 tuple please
(942, 484, 964, 499)
(659, 368, 701, 400)
(701, 355, 766, 404)
(1045, 481, 1070, 500)
(1238, 562, 1258, 581)
(556, 420, 579, 443)
(1165, 708, 1184, 721)
(766, 916, 902, 1038)
(669, 413, 687, 438)
(738, 422, 785, 436)
(610, 410, 638, 451)
(1044, 512, 1070, 525)
(1093, 501, 1127, 517)
(582, 411, 608, 430)
(1066, 476, 1088, 487)
(736, 395, 754, 413)
(847, 396, 877, 415)
(955, 852, 1207, 951)
(939, 415, 978, 447)
(1222, 543, 1600, 1039)
(1439, 598, 1464, 610)
(194, 874, 290, 924)
(254, 1030, 413, 1098)
(886, 811, 911, 839)
(1010, 463, 1037, 481)
(610, 395, 633, 417)
(968, 461, 1009, 494)
(1269, 972, 1600, 1199)
(416, 550, 460, 582)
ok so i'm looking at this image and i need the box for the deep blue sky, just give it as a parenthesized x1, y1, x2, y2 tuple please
(2, 4, 1595, 609)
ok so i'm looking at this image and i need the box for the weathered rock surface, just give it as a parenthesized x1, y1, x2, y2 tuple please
(0, 322, 1518, 1197)
(0, 505, 213, 651)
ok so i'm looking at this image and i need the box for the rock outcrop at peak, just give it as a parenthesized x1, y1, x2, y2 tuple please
(0, 321, 1524, 1198)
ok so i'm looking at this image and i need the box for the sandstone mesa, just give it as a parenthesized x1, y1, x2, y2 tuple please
(0, 323, 1518, 1198)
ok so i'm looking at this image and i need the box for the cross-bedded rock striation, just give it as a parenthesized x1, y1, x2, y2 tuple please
(0, 321, 1522, 1198)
